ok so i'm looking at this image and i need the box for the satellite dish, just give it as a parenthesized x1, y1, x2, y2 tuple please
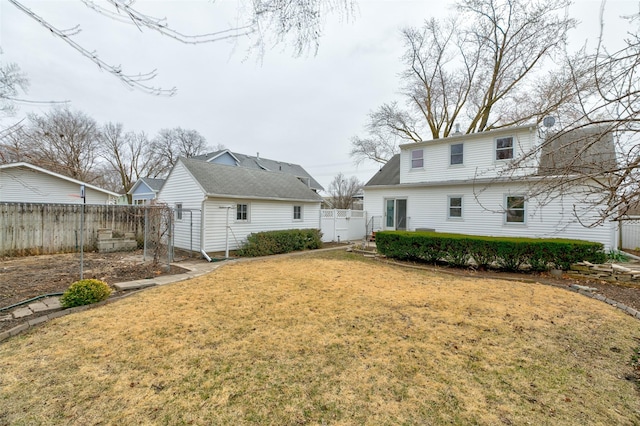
(543, 116, 556, 127)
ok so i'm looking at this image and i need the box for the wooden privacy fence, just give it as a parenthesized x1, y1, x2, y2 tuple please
(0, 203, 149, 256)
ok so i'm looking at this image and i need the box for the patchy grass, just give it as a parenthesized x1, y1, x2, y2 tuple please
(1, 252, 639, 425)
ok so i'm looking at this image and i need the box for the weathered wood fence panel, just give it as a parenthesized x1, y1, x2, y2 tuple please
(0, 203, 147, 256)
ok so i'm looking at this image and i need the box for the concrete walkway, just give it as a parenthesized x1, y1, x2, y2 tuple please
(0, 258, 230, 341)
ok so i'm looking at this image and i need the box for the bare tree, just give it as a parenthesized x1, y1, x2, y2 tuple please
(99, 122, 165, 195)
(495, 5, 640, 225)
(151, 127, 210, 174)
(351, 0, 578, 164)
(327, 172, 363, 209)
(0, 56, 29, 118)
(17, 107, 101, 182)
(8, 0, 354, 95)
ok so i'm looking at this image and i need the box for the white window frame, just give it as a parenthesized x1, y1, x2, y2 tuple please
(450, 143, 464, 166)
(236, 203, 249, 222)
(504, 195, 526, 224)
(495, 136, 514, 161)
(175, 203, 183, 221)
(411, 149, 424, 169)
(447, 195, 463, 220)
(293, 205, 302, 221)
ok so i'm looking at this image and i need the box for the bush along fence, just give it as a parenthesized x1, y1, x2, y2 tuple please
(375, 231, 606, 271)
(237, 229, 323, 257)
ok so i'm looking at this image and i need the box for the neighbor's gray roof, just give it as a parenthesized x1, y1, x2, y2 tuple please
(364, 154, 400, 186)
(140, 177, 165, 192)
(538, 126, 616, 176)
(193, 150, 324, 191)
(179, 157, 323, 202)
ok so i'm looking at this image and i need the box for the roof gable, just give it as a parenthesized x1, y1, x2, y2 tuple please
(0, 162, 120, 197)
(364, 155, 400, 187)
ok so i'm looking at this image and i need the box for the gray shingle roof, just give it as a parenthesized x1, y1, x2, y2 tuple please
(180, 157, 323, 202)
(193, 150, 324, 191)
(364, 154, 400, 186)
(140, 177, 165, 192)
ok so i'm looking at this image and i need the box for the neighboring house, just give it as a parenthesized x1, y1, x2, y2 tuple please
(363, 125, 619, 250)
(157, 157, 323, 253)
(193, 149, 324, 193)
(128, 177, 165, 205)
(0, 162, 120, 204)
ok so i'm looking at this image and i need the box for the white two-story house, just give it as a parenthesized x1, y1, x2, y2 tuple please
(363, 125, 619, 250)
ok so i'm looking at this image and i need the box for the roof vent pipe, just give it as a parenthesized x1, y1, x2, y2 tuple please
(452, 123, 462, 136)
(256, 152, 260, 160)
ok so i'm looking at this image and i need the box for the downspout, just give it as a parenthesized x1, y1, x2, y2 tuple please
(200, 197, 207, 259)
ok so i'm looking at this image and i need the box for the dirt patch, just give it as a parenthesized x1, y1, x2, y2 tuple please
(0, 250, 188, 309)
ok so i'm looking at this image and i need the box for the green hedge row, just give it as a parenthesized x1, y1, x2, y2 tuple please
(238, 229, 323, 257)
(375, 231, 606, 271)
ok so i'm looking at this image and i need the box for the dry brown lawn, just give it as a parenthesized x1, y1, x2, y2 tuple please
(1, 251, 639, 425)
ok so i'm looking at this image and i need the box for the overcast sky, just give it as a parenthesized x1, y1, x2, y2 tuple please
(0, 0, 637, 191)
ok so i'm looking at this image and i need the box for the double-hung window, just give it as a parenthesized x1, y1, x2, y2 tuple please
(411, 149, 424, 168)
(448, 196, 463, 219)
(293, 205, 302, 221)
(236, 203, 248, 221)
(450, 143, 463, 165)
(175, 203, 183, 220)
(495, 137, 514, 160)
(505, 196, 525, 224)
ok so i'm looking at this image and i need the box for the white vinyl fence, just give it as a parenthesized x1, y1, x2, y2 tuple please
(621, 217, 640, 250)
(320, 209, 367, 243)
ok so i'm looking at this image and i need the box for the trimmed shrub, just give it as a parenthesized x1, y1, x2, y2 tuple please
(376, 231, 606, 271)
(60, 279, 113, 308)
(238, 229, 322, 257)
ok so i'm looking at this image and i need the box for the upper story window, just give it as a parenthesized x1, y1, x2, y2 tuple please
(448, 196, 463, 219)
(411, 149, 424, 168)
(236, 203, 249, 221)
(505, 196, 525, 224)
(175, 203, 183, 220)
(293, 205, 302, 221)
(450, 143, 463, 165)
(495, 137, 514, 160)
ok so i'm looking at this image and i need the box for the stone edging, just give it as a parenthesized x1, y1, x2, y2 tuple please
(0, 288, 149, 344)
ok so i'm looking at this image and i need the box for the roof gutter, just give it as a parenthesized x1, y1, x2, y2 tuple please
(204, 193, 322, 203)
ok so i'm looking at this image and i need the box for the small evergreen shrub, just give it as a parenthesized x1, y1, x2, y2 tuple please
(60, 279, 113, 308)
(238, 229, 322, 257)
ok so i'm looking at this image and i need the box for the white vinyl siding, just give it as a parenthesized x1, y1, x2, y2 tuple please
(400, 127, 536, 184)
(156, 161, 206, 252)
(0, 166, 116, 204)
(364, 182, 616, 250)
(202, 199, 321, 252)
